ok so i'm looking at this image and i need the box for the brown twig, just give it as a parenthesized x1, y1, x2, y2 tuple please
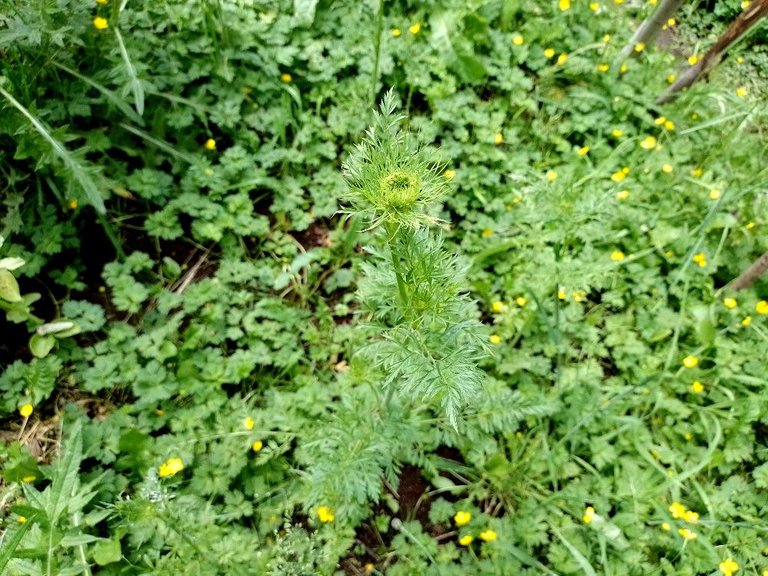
(726, 251, 768, 291)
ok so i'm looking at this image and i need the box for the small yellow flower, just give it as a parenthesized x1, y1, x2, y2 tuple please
(719, 558, 739, 576)
(515, 296, 527, 307)
(479, 529, 497, 542)
(634, 42, 646, 52)
(204, 138, 217, 151)
(736, 56, 744, 64)
(597, 63, 609, 72)
(454, 510, 472, 526)
(19, 404, 33, 418)
(317, 506, 335, 523)
(640, 136, 657, 150)
(458, 534, 474, 546)
(692, 253, 707, 268)
(610, 168, 628, 182)
(611, 129, 623, 138)
(444, 169, 456, 180)
(243, 416, 255, 430)
(482, 228, 494, 238)
(683, 432, 693, 441)
(678, 528, 697, 541)
(683, 510, 699, 523)
(667, 74, 676, 84)
(663, 120, 675, 131)
(661, 163, 673, 174)
(688, 55, 699, 66)
(252, 440, 263, 452)
(22, 475, 36, 483)
(68, 199, 78, 210)
(613, 0, 623, 4)
(546, 170, 558, 182)
(661, 522, 670, 531)
(409, 22, 421, 34)
(682, 356, 699, 369)
(17, 516, 27, 523)
(616, 190, 629, 201)
(611, 250, 625, 262)
(589, 2, 600, 10)
(654, 117, 666, 126)
(491, 301, 505, 313)
(741, 316, 752, 327)
(691, 167, 703, 177)
(619, 63, 628, 74)
(756, 300, 768, 315)
(746, 221, 756, 229)
(364, 564, 375, 573)
(572, 291, 586, 303)
(722, 297, 737, 309)
(557, 53, 568, 65)
(280, 73, 292, 83)
(512, 34, 524, 46)
(578, 146, 590, 156)
(158, 457, 184, 478)
(489, 334, 501, 345)
(583, 506, 595, 524)
(558, 288, 567, 300)
(603, 34, 611, 43)
(93, 16, 108, 30)
(391, 28, 401, 37)
(690, 380, 704, 394)
(559, 0, 571, 10)
(667, 18, 676, 26)
(544, 48, 555, 58)
(706, 189, 722, 202)
(741, 0, 750, 7)
(736, 86, 748, 98)
(495, 132, 503, 145)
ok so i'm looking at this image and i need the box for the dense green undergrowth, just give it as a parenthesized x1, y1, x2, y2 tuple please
(1, 0, 768, 574)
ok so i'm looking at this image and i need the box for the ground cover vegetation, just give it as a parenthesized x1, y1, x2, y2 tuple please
(1, 0, 767, 574)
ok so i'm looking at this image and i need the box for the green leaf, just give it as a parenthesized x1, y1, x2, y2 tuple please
(92, 539, 122, 566)
(0, 518, 34, 571)
(0, 268, 22, 302)
(29, 334, 56, 358)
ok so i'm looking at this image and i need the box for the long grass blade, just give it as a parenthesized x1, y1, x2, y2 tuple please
(0, 84, 106, 214)
(113, 27, 145, 116)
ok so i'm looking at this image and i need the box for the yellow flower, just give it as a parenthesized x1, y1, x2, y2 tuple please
(479, 529, 497, 542)
(409, 22, 421, 34)
(364, 563, 375, 573)
(589, 2, 600, 10)
(583, 506, 595, 524)
(667, 18, 676, 26)
(546, 170, 558, 182)
(661, 522, 670, 531)
(391, 28, 401, 37)
(736, 56, 744, 64)
(746, 221, 756, 229)
(619, 63, 628, 74)
(68, 199, 78, 210)
(19, 404, 33, 418)
(280, 73, 292, 83)
(17, 516, 27, 523)
(756, 300, 768, 315)
(610, 250, 625, 262)
(692, 253, 707, 268)
(661, 164, 673, 174)
(559, 0, 571, 10)
(688, 55, 699, 66)
(204, 138, 217, 151)
(458, 534, 474, 546)
(512, 34, 524, 46)
(741, 0, 750, 7)
(557, 53, 568, 65)
(491, 301, 505, 313)
(683, 510, 699, 523)
(495, 132, 503, 145)
(664, 120, 675, 131)
(640, 136, 657, 150)
(317, 506, 335, 523)
(515, 296, 527, 307)
(741, 316, 752, 327)
(669, 502, 687, 518)
(578, 146, 590, 156)
(634, 42, 646, 52)
(682, 356, 699, 369)
(489, 334, 501, 345)
(603, 34, 611, 43)
(243, 416, 255, 430)
(544, 48, 555, 59)
(572, 291, 586, 303)
(444, 169, 456, 180)
(482, 228, 494, 238)
(736, 86, 748, 98)
(454, 510, 472, 526)
(654, 117, 666, 126)
(616, 190, 629, 201)
(611, 129, 623, 138)
(610, 168, 628, 182)
(252, 440, 263, 452)
(93, 16, 108, 30)
(678, 528, 697, 541)
(683, 432, 693, 441)
(22, 475, 36, 483)
(558, 288, 567, 300)
(690, 380, 704, 394)
(691, 167, 703, 177)
(667, 74, 676, 84)
(158, 457, 184, 478)
(719, 558, 739, 576)
(597, 63, 609, 72)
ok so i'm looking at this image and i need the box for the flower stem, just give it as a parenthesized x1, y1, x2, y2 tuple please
(370, 0, 385, 106)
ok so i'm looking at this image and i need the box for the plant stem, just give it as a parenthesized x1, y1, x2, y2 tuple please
(385, 223, 409, 311)
(370, 0, 385, 106)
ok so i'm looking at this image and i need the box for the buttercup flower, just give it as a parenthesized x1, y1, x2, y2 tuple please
(515, 296, 527, 307)
(252, 440, 263, 452)
(454, 510, 471, 526)
(690, 381, 704, 394)
(391, 28, 401, 37)
(611, 129, 623, 138)
(512, 34, 524, 46)
(688, 55, 699, 65)
(678, 528, 697, 541)
(317, 506, 335, 523)
(682, 356, 699, 368)
(723, 298, 737, 309)
(736, 87, 748, 98)
(634, 42, 646, 52)
(661, 522, 670, 531)
(93, 16, 108, 30)
(544, 48, 555, 58)
(204, 138, 217, 150)
(692, 253, 707, 267)
(19, 404, 33, 418)
(582, 506, 595, 524)
(741, 316, 752, 326)
(559, 0, 571, 10)
(719, 558, 739, 576)
(756, 300, 768, 315)
(662, 164, 673, 173)
(709, 189, 721, 200)
(546, 170, 558, 182)
(458, 534, 473, 546)
(489, 334, 501, 345)
(616, 190, 629, 201)
(158, 457, 184, 478)
(611, 250, 625, 262)
(280, 73, 292, 83)
(578, 146, 590, 156)
(243, 416, 255, 430)
(667, 74, 676, 83)
(479, 529, 497, 542)
(557, 53, 568, 65)
(640, 136, 657, 150)
(495, 132, 503, 145)
(409, 22, 421, 34)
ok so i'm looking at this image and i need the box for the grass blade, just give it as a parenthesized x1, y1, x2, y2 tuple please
(113, 26, 144, 117)
(0, 517, 34, 572)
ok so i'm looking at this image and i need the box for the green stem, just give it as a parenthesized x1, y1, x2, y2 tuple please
(370, 0, 385, 106)
(385, 223, 409, 311)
